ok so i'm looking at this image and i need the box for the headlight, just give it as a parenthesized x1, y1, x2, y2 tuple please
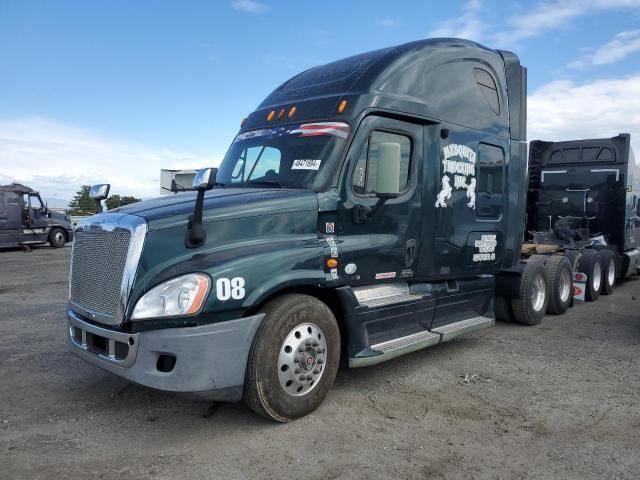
(131, 273, 210, 320)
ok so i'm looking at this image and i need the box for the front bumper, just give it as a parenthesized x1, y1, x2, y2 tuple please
(67, 309, 264, 401)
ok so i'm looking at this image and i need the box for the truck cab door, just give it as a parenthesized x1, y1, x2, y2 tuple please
(334, 116, 423, 284)
(0, 192, 23, 246)
(22, 193, 49, 243)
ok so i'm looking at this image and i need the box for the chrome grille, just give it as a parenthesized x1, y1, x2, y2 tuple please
(70, 226, 131, 317)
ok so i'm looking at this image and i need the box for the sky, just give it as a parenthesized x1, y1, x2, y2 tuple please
(1, 0, 640, 203)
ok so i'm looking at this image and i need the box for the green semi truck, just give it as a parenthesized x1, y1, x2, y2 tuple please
(67, 38, 534, 421)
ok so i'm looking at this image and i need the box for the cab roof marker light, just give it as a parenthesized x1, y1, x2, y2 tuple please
(288, 106, 297, 118)
(337, 99, 347, 113)
(266, 110, 276, 122)
(277, 108, 285, 119)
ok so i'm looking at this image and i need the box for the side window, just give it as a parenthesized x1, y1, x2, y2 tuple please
(0, 194, 4, 214)
(352, 131, 411, 195)
(477, 144, 505, 219)
(30, 195, 43, 210)
(597, 147, 614, 162)
(549, 150, 564, 164)
(563, 148, 580, 163)
(581, 147, 600, 162)
(474, 68, 500, 115)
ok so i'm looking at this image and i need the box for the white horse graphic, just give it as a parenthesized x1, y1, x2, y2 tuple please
(466, 177, 476, 209)
(435, 175, 452, 208)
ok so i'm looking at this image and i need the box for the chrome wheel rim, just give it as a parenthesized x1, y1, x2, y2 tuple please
(55, 232, 64, 244)
(559, 269, 572, 303)
(531, 274, 546, 312)
(592, 262, 602, 292)
(278, 323, 327, 397)
(607, 258, 615, 287)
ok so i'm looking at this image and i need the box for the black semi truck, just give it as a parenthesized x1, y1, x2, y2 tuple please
(495, 134, 639, 321)
(0, 183, 73, 249)
(66, 38, 545, 421)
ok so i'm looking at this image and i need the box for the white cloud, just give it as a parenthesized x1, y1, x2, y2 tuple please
(0, 118, 221, 201)
(569, 30, 640, 68)
(495, 0, 640, 46)
(429, 0, 484, 42)
(231, 0, 268, 14)
(375, 18, 402, 28)
(528, 74, 640, 160)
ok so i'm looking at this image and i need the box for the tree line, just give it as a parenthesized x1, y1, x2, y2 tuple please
(66, 185, 141, 216)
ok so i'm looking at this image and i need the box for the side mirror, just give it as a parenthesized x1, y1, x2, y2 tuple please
(192, 168, 217, 191)
(90, 184, 110, 214)
(186, 168, 218, 248)
(375, 142, 401, 199)
(90, 184, 110, 200)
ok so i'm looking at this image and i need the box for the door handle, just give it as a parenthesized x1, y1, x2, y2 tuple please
(405, 239, 417, 267)
(353, 204, 372, 224)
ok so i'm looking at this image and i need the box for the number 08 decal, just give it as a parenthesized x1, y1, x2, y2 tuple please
(215, 277, 246, 301)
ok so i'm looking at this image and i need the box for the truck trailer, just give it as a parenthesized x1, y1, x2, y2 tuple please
(0, 183, 73, 249)
(67, 38, 539, 421)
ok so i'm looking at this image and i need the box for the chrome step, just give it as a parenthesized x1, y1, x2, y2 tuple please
(431, 315, 495, 342)
(371, 330, 440, 353)
(353, 283, 423, 308)
(349, 315, 495, 368)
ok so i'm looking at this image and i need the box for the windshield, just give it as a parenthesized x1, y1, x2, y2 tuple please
(216, 122, 350, 189)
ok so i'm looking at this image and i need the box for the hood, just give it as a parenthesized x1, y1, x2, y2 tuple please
(113, 188, 319, 230)
(50, 210, 71, 225)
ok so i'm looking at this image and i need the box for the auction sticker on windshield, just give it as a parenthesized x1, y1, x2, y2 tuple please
(292, 159, 322, 170)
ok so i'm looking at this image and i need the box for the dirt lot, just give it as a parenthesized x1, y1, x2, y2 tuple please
(1, 246, 639, 479)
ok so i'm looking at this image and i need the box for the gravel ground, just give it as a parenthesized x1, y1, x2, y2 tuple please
(1, 246, 639, 480)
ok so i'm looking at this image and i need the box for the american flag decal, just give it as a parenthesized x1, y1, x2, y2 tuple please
(289, 122, 349, 139)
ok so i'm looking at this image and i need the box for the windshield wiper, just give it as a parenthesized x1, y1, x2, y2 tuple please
(245, 180, 286, 188)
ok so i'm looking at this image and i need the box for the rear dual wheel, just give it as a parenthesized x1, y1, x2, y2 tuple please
(578, 250, 603, 302)
(244, 294, 340, 422)
(599, 250, 616, 295)
(545, 256, 573, 315)
(511, 259, 549, 326)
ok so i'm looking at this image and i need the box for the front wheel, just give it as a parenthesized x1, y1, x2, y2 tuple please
(48, 227, 66, 248)
(244, 294, 341, 422)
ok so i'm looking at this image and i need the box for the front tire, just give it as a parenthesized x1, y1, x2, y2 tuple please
(244, 294, 341, 422)
(48, 227, 66, 248)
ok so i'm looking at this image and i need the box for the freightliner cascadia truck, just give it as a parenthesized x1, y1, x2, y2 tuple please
(0, 183, 73, 248)
(68, 38, 535, 421)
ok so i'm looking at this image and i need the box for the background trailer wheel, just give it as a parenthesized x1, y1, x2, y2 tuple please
(512, 259, 549, 326)
(48, 228, 66, 248)
(544, 255, 573, 315)
(599, 250, 616, 295)
(244, 294, 341, 422)
(578, 250, 603, 302)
